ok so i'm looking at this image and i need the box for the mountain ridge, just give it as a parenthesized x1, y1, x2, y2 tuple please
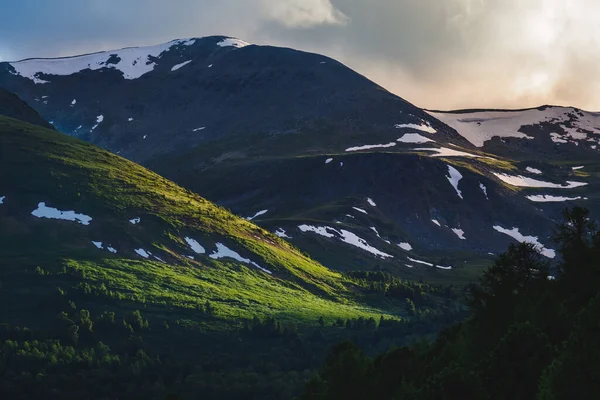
(1, 36, 598, 280)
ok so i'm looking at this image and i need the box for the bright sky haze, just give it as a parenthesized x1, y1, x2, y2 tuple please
(1, 0, 599, 110)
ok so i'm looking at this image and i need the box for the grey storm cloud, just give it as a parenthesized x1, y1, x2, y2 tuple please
(1, 0, 599, 110)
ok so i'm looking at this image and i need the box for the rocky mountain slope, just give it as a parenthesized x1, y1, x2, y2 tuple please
(0, 106, 402, 328)
(0, 87, 53, 129)
(1, 36, 597, 280)
(0, 91, 468, 400)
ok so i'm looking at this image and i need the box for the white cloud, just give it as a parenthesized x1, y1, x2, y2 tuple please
(3, 0, 600, 110)
(262, 0, 349, 28)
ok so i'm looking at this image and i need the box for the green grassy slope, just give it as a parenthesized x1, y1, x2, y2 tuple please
(0, 115, 401, 326)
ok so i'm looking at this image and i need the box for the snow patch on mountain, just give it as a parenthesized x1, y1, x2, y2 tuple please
(428, 107, 600, 147)
(407, 256, 434, 266)
(493, 173, 587, 189)
(446, 165, 463, 199)
(397, 133, 434, 144)
(92, 241, 103, 249)
(325, 158, 333, 164)
(298, 225, 336, 238)
(129, 217, 140, 224)
(31, 202, 92, 225)
(479, 183, 489, 200)
(9, 38, 196, 82)
(209, 243, 271, 274)
(414, 147, 482, 158)
(346, 142, 396, 152)
(550, 132, 568, 143)
(526, 195, 583, 202)
(91, 115, 103, 131)
(246, 209, 268, 220)
(135, 248, 150, 258)
(493, 225, 555, 258)
(398, 242, 412, 251)
(217, 38, 250, 48)
(572, 166, 584, 170)
(452, 228, 466, 240)
(171, 60, 192, 71)
(185, 237, 206, 254)
(298, 225, 392, 258)
(367, 198, 377, 207)
(526, 167, 542, 175)
(0, 196, 4, 204)
(395, 122, 436, 133)
(432, 219, 441, 227)
(275, 228, 291, 238)
(352, 207, 368, 215)
(370, 227, 391, 244)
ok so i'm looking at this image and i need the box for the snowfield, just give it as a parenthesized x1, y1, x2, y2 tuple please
(209, 243, 272, 274)
(31, 202, 92, 225)
(398, 242, 412, 251)
(246, 209, 268, 221)
(493, 173, 587, 189)
(526, 167, 542, 175)
(91, 115, 103, 131)
(216, 38, 250, 48)
(346, 142, 396, 152)
(493, 225, 555, 258)
(9, 38, 196, 82)
(171, 60, 192, 71)
(526, 195, 583, 202)
(446, 165, 464, 199)
(298, 225, 393, 258)
(427, 107, 600, 147)
(479, 183, 489, 200)
(135, 248, 150, 258)
(274, 228, 291, 238)
(397, 133, 434, 144)
(452, 228, 466, 240)
(185, 237, 206, 254)
(407, 256, 452, 270)
(395, 122, 436, 133)
(414, 146, 483, 158)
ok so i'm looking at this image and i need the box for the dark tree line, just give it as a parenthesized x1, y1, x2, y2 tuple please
(301, 207, 600, 400)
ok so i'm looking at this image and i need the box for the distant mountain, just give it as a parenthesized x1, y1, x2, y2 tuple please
(0, 36, 468, 162)
(1, 36, 597, 279)
(427, 106, 600, 160)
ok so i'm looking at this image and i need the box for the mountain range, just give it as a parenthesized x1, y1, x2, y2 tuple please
(2, 36, 597, 280)
(1, 34, 599, 399)
(0, 85, 464, 399)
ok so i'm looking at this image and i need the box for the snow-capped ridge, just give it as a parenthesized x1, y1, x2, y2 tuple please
(7, 36, 251, 83)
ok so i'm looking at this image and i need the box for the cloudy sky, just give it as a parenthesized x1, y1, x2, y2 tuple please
(2, 0, 599, 110)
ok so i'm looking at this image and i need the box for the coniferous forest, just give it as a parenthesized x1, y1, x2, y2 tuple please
(300, 207, 600, 400)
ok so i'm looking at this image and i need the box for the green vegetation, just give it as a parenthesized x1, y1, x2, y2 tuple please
(302, 207, 600, 400)
(0, 116, 466, 398)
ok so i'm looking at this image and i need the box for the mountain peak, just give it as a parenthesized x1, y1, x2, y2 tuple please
(4, 36, 251, 82)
